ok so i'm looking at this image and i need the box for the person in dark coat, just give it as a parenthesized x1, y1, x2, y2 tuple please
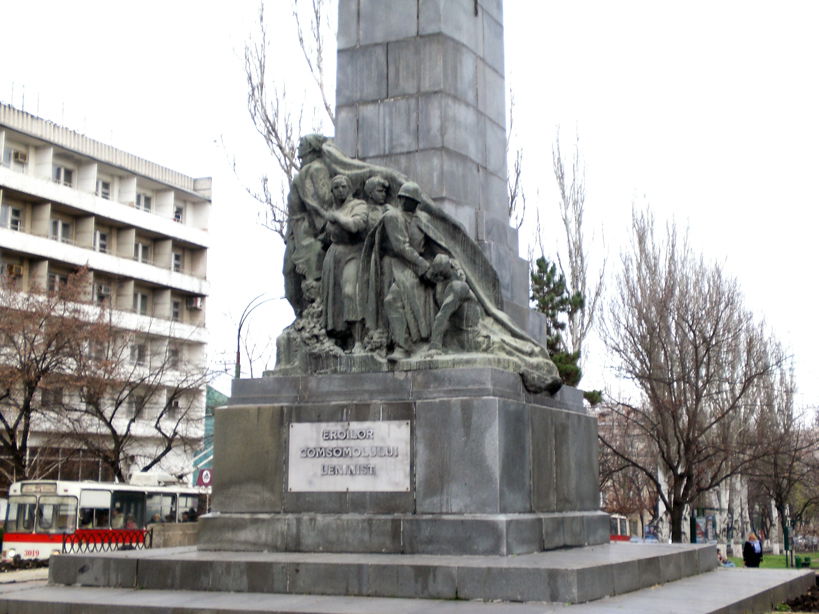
(743, 532, 763, 567)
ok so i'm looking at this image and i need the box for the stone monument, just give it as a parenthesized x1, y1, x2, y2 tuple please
(198, 0, 609, 556)
(38, 2, 815, 610)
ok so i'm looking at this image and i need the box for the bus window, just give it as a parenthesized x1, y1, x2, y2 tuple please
(37, 496, 78, 534)
(6, 496, 36, 532)
(79, 490, 111, 529)
(178, 495, 199, 522)
(146, 493, 176, 524)
(111, 491, 146, 529)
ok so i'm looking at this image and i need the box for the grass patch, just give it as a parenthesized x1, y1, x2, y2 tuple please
(727, 553, 817, 569)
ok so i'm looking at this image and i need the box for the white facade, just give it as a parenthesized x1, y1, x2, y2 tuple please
(0, 102, 210, 482)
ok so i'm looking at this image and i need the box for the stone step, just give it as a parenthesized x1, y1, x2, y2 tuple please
(0, 567, 813, 613)
(48, 543, 715, 603)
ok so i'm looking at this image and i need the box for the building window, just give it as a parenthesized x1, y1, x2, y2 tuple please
(96, 180, 111, 200)
(53, 165, 74, 187)
(41, 387, 64, 407)
(167, 398, 181, 418)
(130, 344, 147, 366)
(2, 147, 28, 171)
(95, 230, 108, 253)
(133, 292, 149, 315)
(95, 283, 112, 304)
(136, 192, 152, 212)
(171, 300, 181, 322)
(133, 241, 151, 264)
(4, 262, 23, 279)
(129, 394, 146, 418)
(47, 272, 68, 292)
(50, 219, 73, 243)
(172, 251, 183, 273)
(0, 204, 23, 231)
(173, 205, 184, 223)
(168, 346, 180, 369)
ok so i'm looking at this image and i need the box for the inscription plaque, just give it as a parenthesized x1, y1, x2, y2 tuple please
(287, 420, 411, 492)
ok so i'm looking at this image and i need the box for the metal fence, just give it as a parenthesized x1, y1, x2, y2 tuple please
(62, 529, 153, 555)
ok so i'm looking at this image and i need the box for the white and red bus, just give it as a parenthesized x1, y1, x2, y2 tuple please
(2, 479, 204, 564)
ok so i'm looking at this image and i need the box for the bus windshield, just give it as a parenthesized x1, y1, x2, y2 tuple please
(37, 496, 78, 534)
(6, 496, 37, 532)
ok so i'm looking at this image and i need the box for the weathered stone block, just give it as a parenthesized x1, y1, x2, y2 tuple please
(387, 38, 419, 97)
(563, 513, 585, 547)
(585, 512, 612, 545)
(612, 559, 642, 595)
(365, 562, 457, 599)
(418, 94, 443, 150)
(415, 397, 500, 513)
(50, 553, 136, 588)
(362, 97, 419, 157)
(553, 411, 576, 512)
(402, 516, 506, 554)
(419, 35, 478, 104)
(498, 399, 531, 512)
(531, 407, 556, 512)
(420, 0, 482, 52)
(478, 60, 506, 127)
(336, 0, 358, 49)
(478, 0, 503, 23)
(479, 172, 509, 226)
(441, 147, 482, 203)
(213, 405, 283, 513)
(334, 105, 358, 157)
(442, 96, 485, 166)
(458, 566, 550, 602)
(482, 11, 505, 74)
(286, 515, 402, 553)
(575, 563, 615, 602)
(336, 46, 387, 106)
(484, 115, 507, 175)
(358, 0, 417, 46)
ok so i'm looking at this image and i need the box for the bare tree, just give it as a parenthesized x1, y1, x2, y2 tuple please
(597, 403, 658, 533)
(61, 321, 208, 482)
(0, 269, 103, 484)
(506, 92, 526, 230)
(601, 209, 778, 542)
(552, 132, 604, 359)
(243, 0, 336, 240)
(748, 361, 819, 543)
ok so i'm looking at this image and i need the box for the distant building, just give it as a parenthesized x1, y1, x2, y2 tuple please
(0, 103, 210, 488)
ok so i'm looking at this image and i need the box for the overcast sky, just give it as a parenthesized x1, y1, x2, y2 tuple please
(2, 1, 818, 410)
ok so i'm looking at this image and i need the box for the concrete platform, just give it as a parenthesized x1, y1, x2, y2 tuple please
(48, 543, 716, 604)
(0, 567, 812, 613)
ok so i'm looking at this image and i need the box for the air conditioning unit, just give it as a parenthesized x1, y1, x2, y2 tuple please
(5, 264, 22, 277)
(12, 151, 28, 164)
(96, 284, 111, 297)
(186, 296, 203, 310)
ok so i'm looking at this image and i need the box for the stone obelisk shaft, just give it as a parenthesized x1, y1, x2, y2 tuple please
(335, 0, 539, 334)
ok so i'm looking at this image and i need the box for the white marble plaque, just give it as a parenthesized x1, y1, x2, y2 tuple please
(287, 420, 411, 492)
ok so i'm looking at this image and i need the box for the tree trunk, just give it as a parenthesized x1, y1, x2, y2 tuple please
(670, 503, 686, 543)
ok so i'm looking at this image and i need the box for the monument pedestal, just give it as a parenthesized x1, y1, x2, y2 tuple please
(199, 367, 607, 556)
(41, 366, 814, 611)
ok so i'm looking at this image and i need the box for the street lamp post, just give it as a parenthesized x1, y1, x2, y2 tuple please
(235, 294, 274, 379)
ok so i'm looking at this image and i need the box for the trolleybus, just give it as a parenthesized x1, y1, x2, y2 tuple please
(2, 479, 204, 564)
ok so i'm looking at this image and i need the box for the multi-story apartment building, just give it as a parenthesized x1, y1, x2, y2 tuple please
(0, 103, 210, 486)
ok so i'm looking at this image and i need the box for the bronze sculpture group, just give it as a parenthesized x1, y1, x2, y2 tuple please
(276, 135, 561, 394)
